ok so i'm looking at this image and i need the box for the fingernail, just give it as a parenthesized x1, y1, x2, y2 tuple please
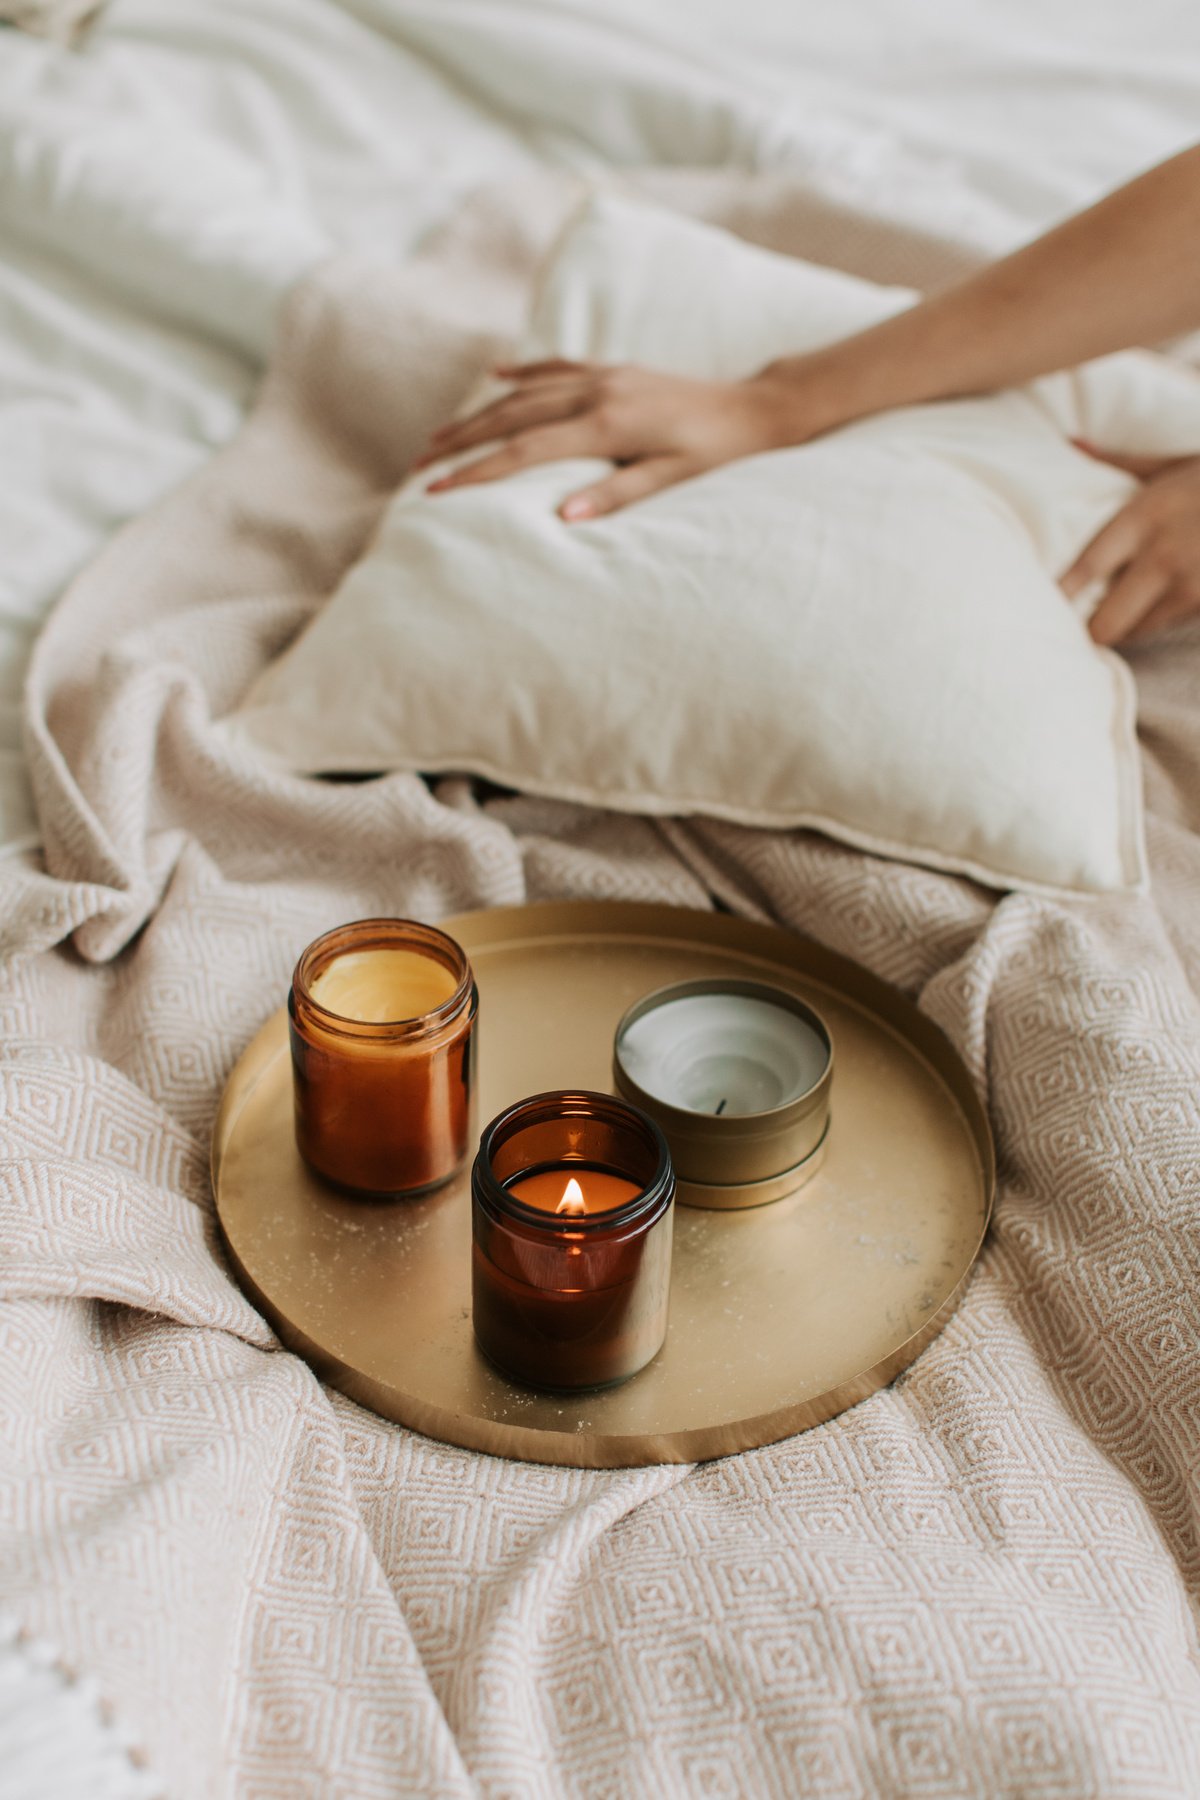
(561, 497, 596, 521)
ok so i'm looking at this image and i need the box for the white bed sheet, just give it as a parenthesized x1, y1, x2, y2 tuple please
(2, 0, 1200, 857)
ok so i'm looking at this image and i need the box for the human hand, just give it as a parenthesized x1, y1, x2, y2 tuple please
(1061, 445, 1200, 645)
(416, 359, 809, 520)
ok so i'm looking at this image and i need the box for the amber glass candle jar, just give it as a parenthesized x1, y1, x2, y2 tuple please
(472, 1091, 675, 1391)
(289, 918, 477, 1196)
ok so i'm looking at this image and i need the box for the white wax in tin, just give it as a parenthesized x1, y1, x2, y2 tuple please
(618, 992, 828, 1117)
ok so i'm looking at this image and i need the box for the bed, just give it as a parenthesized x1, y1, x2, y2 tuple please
(2, 3, 1199, 1795)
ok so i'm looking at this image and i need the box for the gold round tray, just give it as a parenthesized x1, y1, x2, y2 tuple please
(213, 901, 994, 1468)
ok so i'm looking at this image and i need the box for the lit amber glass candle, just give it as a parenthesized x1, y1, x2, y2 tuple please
(505, 1169, 643, 1214)
(471, 1091, 675, 1391)
(289, 918, 477, 1196)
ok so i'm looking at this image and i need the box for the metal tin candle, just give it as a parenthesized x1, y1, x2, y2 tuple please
(289, 918, 477, 1196)
(613, 979, 832, 1209)
(471, 1091, 675, 1390)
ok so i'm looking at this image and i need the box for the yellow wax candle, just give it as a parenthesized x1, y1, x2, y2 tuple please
(308, 948, 457, 1024)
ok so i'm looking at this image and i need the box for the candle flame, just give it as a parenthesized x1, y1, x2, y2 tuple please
(555, 1176, 587, 1217)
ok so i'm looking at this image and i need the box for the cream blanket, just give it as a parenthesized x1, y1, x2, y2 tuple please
(3, 173, 1199, 1797)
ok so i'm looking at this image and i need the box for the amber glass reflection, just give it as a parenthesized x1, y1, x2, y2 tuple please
(472, 1091, 674, 1390)
(289, 918, 477, 1196)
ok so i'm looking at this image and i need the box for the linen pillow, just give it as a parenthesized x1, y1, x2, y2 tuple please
(223, 192, 1200, 895)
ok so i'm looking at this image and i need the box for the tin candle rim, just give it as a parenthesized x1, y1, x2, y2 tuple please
(612, 978, 834, 1135)
(291, 917, 476, 1044)
(473, 1090, 675, 1236)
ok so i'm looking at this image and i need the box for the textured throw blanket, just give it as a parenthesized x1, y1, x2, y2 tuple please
(2, 170, 1199, 1797)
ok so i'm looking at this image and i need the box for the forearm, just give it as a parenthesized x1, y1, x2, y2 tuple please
(768, 143, 1200, 434)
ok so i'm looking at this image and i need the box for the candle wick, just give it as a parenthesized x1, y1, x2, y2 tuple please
(715, 1098, 727, 1116)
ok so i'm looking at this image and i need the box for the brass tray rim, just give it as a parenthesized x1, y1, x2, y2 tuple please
(212, 900, 996, 1468)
